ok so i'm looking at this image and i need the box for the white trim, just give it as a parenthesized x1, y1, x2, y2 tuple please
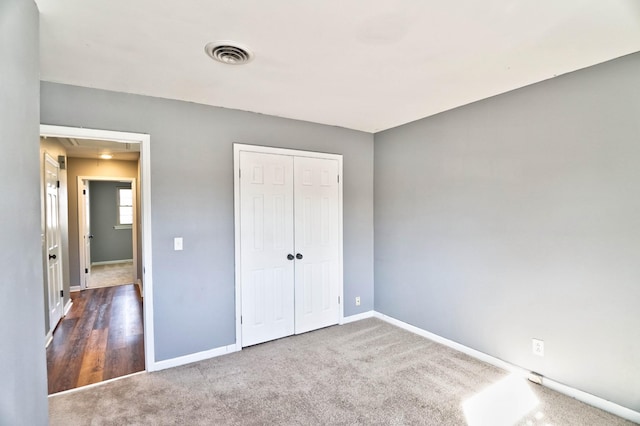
(342, 310, 374, 324)
(40, 125, 155, 372)
(70, 285, 81, 292)
(63, 299, 73, 316)
(48, 371, 146, 397)
(91, 259, 133, 266)
(136, 278, 143, 299)
(373, 312, 640, 424)
(373, 312, 523, 374)
(153, 344, 239, 371)
(45, 299, 72, 348)
(45, 330, 53, 348)
(233, 143, 344, 350)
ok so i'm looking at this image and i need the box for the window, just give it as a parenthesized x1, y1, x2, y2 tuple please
(117, 187, 133, 226)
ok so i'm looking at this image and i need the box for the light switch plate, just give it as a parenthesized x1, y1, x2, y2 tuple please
(174, 237, 183, 251)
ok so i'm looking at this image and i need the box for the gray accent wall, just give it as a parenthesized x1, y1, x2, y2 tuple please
(0, 1, 49, 424)
(89, 181, 133, 263)
(41, 82, 375, 361)
(374, 53, 640, 411)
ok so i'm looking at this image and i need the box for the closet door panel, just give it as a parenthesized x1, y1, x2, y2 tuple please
(240, 152, 295, 346)
(293, 156, 340, 334)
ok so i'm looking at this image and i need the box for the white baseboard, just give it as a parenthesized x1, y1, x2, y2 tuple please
(542, 376, 640, 424)
(373, 312, 640, 424)
(91, 259, 133, 266)
(150, 344, 239, 372)
(63, 299, 73, 316)
(45, 300, 74, 348)
(70, 285, 81, 292)
(136, 278, 143, 298)
(342, 310, 374, 324)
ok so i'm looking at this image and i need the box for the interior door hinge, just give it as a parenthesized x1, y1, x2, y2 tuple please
(338, 296, 341, 304)
(240, 315, 243, 324)
(85, 268, 88, 273)
(60, 290, 64, 298)
(337, 175, 340, 183)
(239, 169, 241, 179)
(83, 189, 86, 195)
(57, 180, 60, 188)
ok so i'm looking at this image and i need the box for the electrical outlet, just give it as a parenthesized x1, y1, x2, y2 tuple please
(355, 296, 361, 306)
(532, 339, 544, 357)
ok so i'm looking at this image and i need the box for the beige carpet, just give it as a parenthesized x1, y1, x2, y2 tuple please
(88, 261, 134, 288)
(49, 318, 633, 425)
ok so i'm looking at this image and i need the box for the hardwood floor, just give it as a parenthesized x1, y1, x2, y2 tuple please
(47, 284, 144, 394)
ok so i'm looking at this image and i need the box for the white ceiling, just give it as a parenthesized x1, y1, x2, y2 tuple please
(36, 0, 640, 133)
(46, 137, 140, 161)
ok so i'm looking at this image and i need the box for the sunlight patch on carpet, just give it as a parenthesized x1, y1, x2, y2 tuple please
(462, 374, 539, 426)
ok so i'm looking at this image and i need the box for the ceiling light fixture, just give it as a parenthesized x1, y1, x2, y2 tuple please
(204, 41, 254, 65)
(99, 154, 113, 160)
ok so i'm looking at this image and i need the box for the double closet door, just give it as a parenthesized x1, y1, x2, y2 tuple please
(238, 147, 342, 347)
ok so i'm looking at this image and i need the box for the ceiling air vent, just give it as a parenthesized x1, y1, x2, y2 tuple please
(205, 41, 254, 65)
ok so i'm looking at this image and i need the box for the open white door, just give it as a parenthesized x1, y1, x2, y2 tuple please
(78, 179, 92, 288)
(44, 154, 63, 329)
(293, 156, 341, 334)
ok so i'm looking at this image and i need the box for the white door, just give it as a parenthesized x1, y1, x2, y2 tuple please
(81, 180, 92, 288)
(239, 149, 341, 347)
(240, 152, 295, 346)
(45, 155, 63, 329)
(293, 156, 341, 334)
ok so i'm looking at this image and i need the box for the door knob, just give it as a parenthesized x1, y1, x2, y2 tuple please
(49, 254, 57, 260)
(287, 254, 294, 260)
(296, 253, 303, 260)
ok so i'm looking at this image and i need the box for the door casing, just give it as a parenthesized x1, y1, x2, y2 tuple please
(233, 143, 344, 350)
(39, 125, 158, 372)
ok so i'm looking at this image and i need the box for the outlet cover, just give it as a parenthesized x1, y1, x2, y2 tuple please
(355, 296, 361, 306)
(532, 339, 544, 356)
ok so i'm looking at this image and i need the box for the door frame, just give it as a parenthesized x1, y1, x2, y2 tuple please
(233, 143, 344, 351)
(40, 125, 157, 371)
(77, 176, 138, 290)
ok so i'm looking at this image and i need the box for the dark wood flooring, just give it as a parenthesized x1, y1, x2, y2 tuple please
(47, 284, 145, 394)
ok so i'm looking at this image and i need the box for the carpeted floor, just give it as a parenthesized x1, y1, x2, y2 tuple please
(88, 261, 134, 288)
(49, 318, 633, 425)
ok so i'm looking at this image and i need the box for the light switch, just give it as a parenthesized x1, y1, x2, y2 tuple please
(174, 237, 183, 251)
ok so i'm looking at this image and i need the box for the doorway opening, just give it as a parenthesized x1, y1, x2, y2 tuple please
(78, 177, 138, 292)
(40, 125, 155, 394)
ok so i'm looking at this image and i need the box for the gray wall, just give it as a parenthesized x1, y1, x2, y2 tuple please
(0, 1, 49, 424)
(41, 82, 375, 361)
(89, 181, 133, 263)
(374, 53, 640, 411)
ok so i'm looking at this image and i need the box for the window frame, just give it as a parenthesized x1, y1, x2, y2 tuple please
(115, 186, 134, 228)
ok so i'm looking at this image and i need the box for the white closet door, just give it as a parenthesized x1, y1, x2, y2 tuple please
(293, 156, 341, 334)
(240, 152, 295, 346)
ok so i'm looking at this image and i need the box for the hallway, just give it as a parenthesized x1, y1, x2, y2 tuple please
(47, 284, 144, 394)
